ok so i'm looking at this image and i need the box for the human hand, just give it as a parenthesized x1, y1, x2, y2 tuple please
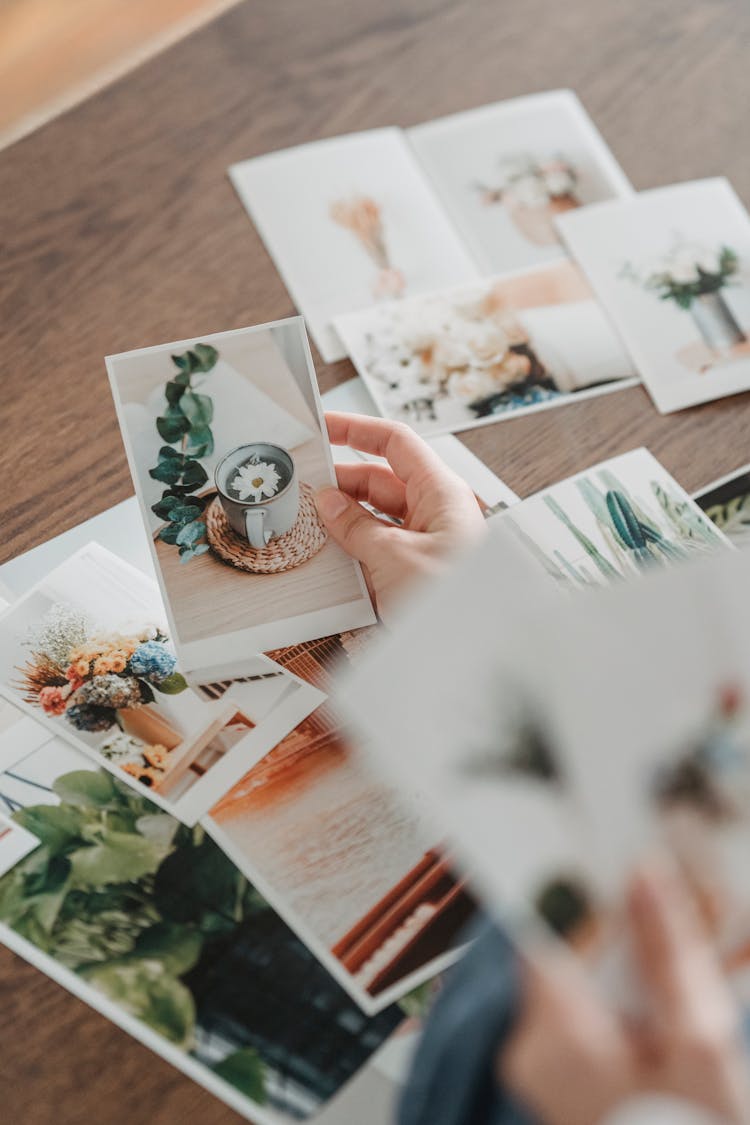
(500, 863, 749, 1125)
(315, 412, 486, 623)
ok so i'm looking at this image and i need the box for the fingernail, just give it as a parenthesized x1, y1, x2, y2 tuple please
(316, 488, 348, 521)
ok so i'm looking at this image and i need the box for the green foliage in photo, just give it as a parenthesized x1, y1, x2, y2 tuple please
(0, 767, 268, 1100)
(148, 343, 218, 563)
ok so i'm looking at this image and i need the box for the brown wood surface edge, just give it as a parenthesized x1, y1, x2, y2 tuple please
(2, 0, 750, 1120)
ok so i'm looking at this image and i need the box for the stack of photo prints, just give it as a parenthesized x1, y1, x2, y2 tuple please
(2, 88, 750, 1123)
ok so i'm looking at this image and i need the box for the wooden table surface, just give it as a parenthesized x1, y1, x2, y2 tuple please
(2, 0, 750, 1119)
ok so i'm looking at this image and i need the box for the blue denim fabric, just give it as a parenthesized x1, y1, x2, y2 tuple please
(398, 918, 537, 1125)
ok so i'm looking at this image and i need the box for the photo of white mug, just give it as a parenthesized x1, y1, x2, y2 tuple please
(215, 442, 300, 549)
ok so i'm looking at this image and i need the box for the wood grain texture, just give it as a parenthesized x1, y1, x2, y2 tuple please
(1, 0, 750, 1119)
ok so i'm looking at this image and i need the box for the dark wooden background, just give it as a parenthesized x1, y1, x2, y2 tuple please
(2, 0, 750, 1118)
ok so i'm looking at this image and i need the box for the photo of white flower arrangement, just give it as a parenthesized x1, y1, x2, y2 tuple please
(408, 89, 633, 275)
(475, 152, 580, 247)
(335, 261, 636, 436)
(557, 178, 750, 412)
(0, 544, 324, 825)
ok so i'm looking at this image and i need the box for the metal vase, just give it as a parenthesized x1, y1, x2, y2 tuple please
(690, 291, 746, 352)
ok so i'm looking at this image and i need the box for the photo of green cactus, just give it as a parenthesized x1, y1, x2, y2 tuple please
(503, 448, 728, 587)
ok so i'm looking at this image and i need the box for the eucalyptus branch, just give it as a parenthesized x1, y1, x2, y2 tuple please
(148, 343, 218, 563)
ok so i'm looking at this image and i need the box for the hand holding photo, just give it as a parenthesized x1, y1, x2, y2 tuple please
(334, 261, 636, 436)
(557, 178, 750, 412)
(107, 318, 375, 681)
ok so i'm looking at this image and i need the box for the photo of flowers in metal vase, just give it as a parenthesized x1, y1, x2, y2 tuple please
(503, 448, 730, 588)
(0, 544, 324, 825)
(204, 630, 477, 1016)
(407, 89, 632, 275)
(557, 178, 750, 412)
(334, 261, 637, 436)
(107, 319, 375, 684)
(694, 464, 750, 545)
(0, 721, 404, 1125)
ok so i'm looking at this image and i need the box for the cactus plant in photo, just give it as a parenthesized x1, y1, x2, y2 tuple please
(576, 479, 641, 574)
(604, 490, 655, 568)
(544, 496, 621, 581)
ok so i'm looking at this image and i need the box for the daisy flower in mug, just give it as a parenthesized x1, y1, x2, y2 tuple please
(231, 459, 282, 502)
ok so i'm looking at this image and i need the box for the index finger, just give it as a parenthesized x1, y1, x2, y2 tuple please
(324, 411, 454, 488)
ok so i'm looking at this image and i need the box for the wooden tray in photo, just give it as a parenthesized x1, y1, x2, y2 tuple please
(331, 849, 476, 997)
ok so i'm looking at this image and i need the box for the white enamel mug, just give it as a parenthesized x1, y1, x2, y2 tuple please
(214, 443, 300, 549)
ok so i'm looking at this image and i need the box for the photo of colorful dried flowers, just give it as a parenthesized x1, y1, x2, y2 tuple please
(694, 465, 750, 546)
(334, 262, 636, 436)
(107, 319, 375, 682)
(504, 448, 730, 588)
(0, 722, 404, 1125)
(557, 178, 750, 412)
(230, 129, 479, 362)
(0, 544, 324, 825)
(408, 90, 632, 275)
(205, 631, 477, 1015)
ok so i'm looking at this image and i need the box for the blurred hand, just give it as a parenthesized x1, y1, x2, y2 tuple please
(315, 412, 485, 623)
(500, 863, 749, 1125)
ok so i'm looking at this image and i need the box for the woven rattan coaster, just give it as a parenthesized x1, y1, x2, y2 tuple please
(206, 483, 327, 573)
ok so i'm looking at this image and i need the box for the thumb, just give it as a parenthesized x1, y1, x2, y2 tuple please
(315, 487, 393, 566)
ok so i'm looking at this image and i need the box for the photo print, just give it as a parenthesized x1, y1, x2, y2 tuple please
(230, 130, 479, 362)
(557, 178, 750, 412)
(694, 464, 750, 546)
(107, 319, 375, 682)
(407, 89, 632, 274)
(0, 719, 405, 1125)
(503, 448, 730, 588)
(334, 261, 636, 436)
(0, 544, 323, 825)
(206, 629, 477, 1015)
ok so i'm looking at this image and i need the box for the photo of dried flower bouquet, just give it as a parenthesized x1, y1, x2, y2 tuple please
(329, 195, 406, 301)
(335, 262, 636, 435)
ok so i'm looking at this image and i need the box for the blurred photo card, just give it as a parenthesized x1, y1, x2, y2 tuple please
(107, 318, 375, 683)
(558, 178, 750, 412)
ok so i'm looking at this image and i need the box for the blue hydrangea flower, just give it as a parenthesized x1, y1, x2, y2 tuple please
(66, 703, 116, 732)
(128, 641, 177, 684)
